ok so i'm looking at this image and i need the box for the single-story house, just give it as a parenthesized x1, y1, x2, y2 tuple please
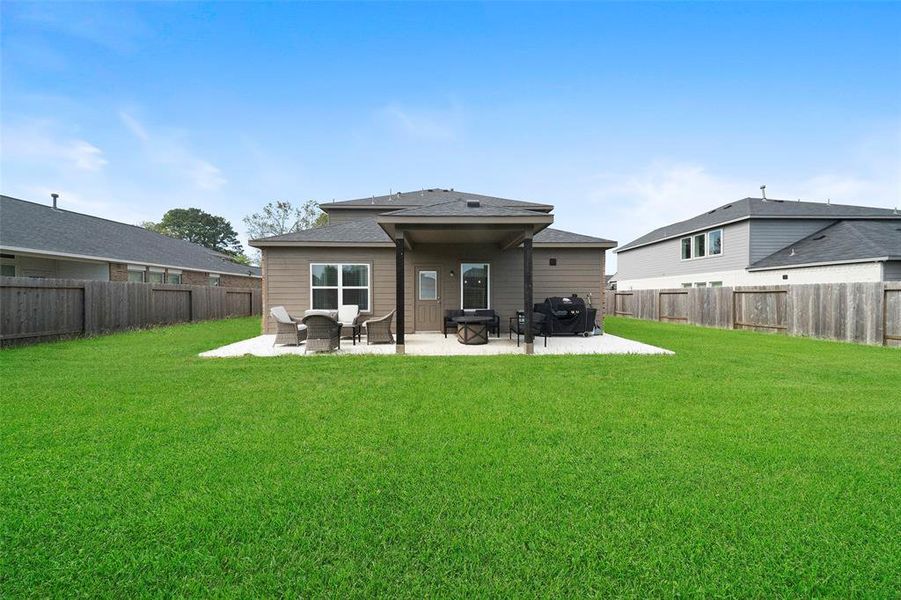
(615, 197, 901, 290)
(0, 194, 260, 287)
(250, 189, 616, 353)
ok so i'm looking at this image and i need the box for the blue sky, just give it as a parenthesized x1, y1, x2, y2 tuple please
(2, 2, 899, 271)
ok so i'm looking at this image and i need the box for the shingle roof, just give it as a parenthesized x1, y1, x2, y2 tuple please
(321, 188, 553, 211)
(748, 220, 901, 270)
(533, 227, 616, 245)
(251, 218, 392, 244)
(381, 199, 551, 218)
(251, 218, 614, 247)
(617, 197, 900, 252)
(0, 195, 260, 277)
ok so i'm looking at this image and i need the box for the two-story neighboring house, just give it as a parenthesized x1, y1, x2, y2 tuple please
(614, 197, 901, 290)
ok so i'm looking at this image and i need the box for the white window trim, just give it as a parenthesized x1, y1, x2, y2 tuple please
(707, 228, 723, 256)
(680, 228, 723, 261)
(309, 263, 371, 313)
(460, 262, 490, 310)
(418, 270, 438, 301)
(209, 274, 221, 287)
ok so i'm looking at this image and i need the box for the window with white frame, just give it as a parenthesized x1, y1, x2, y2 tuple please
(680, 228, 722, 260)
(310, 263, 370, 311)
(708, 229, 722, 255)
(461, 262, 489, 309)
(127, 264, 146, 283)
(209, 274, 220, 286)
(709, 281, 723, 287)
(166, 269, 182, 284)
(147, 268, 164, 283)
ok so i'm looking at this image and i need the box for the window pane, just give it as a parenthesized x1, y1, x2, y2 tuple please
(147, 271, 164, 283)
(128, 270, 145, 283)
(681, 238, 692, 259)
(342, 288, 369, 311)
(708, 230, 722, 255)
(166, 273, 182, 284)
(709, 281, 723, 287)
(694, 234, 706, 257)
(209, 275, 220, 286)
(1, 264, 15, 277)
(419, 270, 437, 300)
(311, 264, 338, 286)
(342, 264, 368, 287)
(461, 263, 489, 309)
(313, 288, 338, 310)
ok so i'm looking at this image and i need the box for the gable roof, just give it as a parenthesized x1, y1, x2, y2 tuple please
(748, 220, 901, 271)
(0, 195, 260, 277)
(250, 217, 614, 247)
(320, 188, 553, 212)
(616, 197, 900, 253)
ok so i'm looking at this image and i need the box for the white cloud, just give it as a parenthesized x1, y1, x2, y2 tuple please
(2, 120, 107, 171)
(379, 102, 463, 141)
(118, 111, 227, 191)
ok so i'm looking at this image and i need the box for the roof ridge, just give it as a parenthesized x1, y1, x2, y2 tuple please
(842, 220, 892, 257)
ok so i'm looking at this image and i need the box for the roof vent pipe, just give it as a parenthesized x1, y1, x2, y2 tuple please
(51, 193, 59, 210)
(760, 185, 766, 200)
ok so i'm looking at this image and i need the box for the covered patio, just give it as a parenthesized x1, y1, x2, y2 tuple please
(199, 331, 673, 358)
(378, 199, 554, 355)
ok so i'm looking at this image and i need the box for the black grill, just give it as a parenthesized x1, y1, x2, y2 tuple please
(534, 295, 597, 335)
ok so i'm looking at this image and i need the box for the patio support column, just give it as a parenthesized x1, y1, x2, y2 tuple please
(395, 232, 405, 354)
(523, 232, 534, 355)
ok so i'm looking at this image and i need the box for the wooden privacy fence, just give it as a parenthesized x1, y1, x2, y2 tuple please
(1, 276, 262, 347)
(606, 282, 901, 347)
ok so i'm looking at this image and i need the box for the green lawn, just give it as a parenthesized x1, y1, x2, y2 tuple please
(2, 317, 899, 597)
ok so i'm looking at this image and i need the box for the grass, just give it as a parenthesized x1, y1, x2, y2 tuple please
(1, 317, 899, 597)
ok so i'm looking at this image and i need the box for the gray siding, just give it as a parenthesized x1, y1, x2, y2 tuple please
(883, 261, 901, 281)
(616, 221, 750, 280)
(261, 245, 605, 333)
(748, 219, 837, 263)
(324, 208, 389, 225)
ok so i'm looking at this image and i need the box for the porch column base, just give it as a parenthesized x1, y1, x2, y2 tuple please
(395, 343, 405, 355)
(524, 342, 534, 355)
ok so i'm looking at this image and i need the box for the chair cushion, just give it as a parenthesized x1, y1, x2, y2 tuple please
(338, 304, 359, 324)
(304, 309, 337, 319)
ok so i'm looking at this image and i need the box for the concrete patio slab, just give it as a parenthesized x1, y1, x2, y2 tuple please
(199, 332, 672, 357)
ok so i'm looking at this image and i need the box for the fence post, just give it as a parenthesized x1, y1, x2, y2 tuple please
(82, 281, 95, 336)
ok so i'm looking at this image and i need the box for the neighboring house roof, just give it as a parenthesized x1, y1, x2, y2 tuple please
(616, 197, 900, 253)
(251, 218, 615, 247)
(0, 195, 260, 277)
(748, 220, 901, 271)
(320, 188, 554, 212)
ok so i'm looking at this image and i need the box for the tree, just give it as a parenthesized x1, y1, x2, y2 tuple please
(243, 199, 327, 241)
(143, 208, 245, 258)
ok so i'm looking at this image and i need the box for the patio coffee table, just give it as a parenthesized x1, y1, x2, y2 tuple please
(454, 316, 492, 345)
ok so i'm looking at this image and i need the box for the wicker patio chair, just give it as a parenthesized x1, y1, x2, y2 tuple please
(270, 306, 307, 346)
(301, 314, 342, 353)
(364, 310, 395, 344)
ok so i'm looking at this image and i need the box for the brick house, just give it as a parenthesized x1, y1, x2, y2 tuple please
(1, 195, 260, 287)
